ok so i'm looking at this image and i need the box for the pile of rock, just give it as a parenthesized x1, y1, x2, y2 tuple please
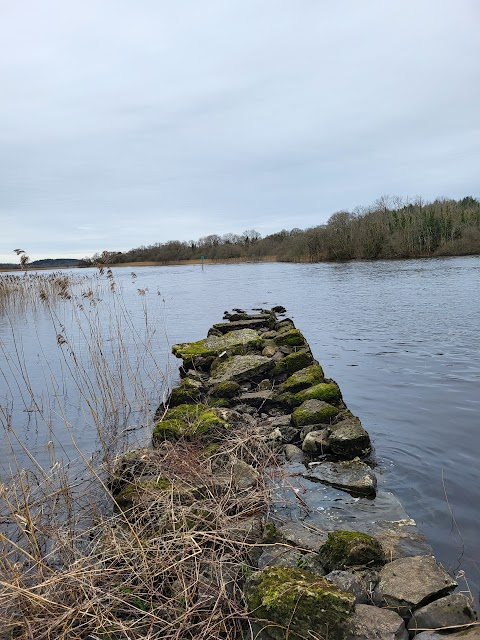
(112, 308, 478, 640)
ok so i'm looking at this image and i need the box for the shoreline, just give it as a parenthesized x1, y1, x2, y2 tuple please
(2, 252, 480, 273)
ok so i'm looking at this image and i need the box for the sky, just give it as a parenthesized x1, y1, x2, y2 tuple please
(1, 1, 479, 262)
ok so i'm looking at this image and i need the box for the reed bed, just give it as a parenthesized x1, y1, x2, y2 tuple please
(0, 266, 275, 639)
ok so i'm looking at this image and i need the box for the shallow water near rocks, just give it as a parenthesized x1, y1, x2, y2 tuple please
(1, 255, 479, 602)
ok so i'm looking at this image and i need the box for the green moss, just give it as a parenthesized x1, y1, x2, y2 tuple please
(172, 329, 261, 367)
(166, 403, 208, 421)
(209, 380, 241, 398)
(272, 351, 314, 376)
(283, 365, 325, 393)
(153, 403, 230, 443)
(152, 418, 188, 442)
(207, 397, 231, 408)
(193, 409, 228, 435)
(292, 399, 339, 426)
(295, 382, 340, 404)
(245, 566, 354, 640)
(319, 530, 385, 571)
(169, 378, 203, 406)
(273, 329, 306, 347)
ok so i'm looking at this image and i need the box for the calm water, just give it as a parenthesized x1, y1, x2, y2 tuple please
(1, 257, 479, 599)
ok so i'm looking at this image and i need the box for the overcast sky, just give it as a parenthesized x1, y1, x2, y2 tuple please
(1, 1, 479, 261)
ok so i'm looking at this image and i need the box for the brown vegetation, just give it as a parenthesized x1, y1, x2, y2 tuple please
(80, 196, 480, 267)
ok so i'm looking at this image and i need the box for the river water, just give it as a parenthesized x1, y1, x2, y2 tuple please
(1, 256, 479, 600)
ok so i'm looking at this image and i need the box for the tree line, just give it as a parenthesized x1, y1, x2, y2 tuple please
(79, 195, 480, 266)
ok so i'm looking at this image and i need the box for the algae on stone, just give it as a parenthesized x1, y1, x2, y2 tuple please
(292, 399, 339, 426)
(283, 365, 325, 393)
(245, 565, 354, 640)
(319, 530, 385, 572)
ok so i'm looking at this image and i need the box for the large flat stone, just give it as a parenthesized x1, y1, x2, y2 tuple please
(211, 354, 274, 383)
(211, 316, 275, 333)
(172, 328, 261, 367)
(376, 555, 457, 618)
(407, 593, 477, 633)
(347, 604, 409, 640)
(305, 460, 377, 496)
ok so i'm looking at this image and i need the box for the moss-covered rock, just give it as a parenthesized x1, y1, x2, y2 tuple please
(292, 399, 339, 426)
(172, 329, 261, 368)
(169, 377, 204, 406)
(283, 365, 325, 393)
(152, 403, 230, 443)
(244, 566, 355, 640)
(295, 382, 341, 404)
(272, 351, 314, 376)
(209, 380, 241, 398)
(319, 531, 385, 572)
(273, 328, 306, 347)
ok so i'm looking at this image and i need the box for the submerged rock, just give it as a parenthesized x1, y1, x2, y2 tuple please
(305, 459, 377, 496)
(244, 565, 355, 640)
(376, 555, 457, 618)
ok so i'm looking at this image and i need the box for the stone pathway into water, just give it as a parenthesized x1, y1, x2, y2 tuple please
(112, 308, 478, 640)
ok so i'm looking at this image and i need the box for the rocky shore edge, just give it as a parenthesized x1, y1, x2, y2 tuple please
(111, 308, 478, 640)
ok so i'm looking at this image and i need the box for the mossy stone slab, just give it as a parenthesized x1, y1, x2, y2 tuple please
(245, 566, 355, 640)
(172, 329, 261, 367)
(293, 399, 339, 426)
(283, 365, 325, 393)
(211, 354, 274, 382)
(295, 382, 340, 404)
(212, 316, 275, 333)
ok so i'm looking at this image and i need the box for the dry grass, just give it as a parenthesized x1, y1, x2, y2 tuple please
(0, 426, 275, 640)
(0, 264, 275, 639)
